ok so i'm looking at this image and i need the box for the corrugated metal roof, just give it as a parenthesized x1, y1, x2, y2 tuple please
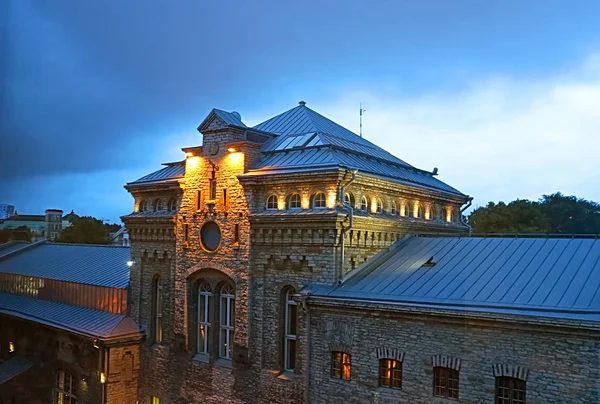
(0, 242, 130, 288)
(212, 109, 246, 128)
(0, 241, 32, 258)
(0, 356, 33, 385)
(0, 292, 141, 339)
(121, 211, 176, 219)
(310, 236, 600, 322)
(128, 162, 185, 185)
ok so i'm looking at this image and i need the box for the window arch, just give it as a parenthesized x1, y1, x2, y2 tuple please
(360, 196, 368, 212)
(197, 281, 212, 354)
(344, 193, 355, 208)
(312, 192, 326, 209)
(404, 202, 412, 218)
(375, 199, 383, 214)
(153, 198, 163, 212)
(139, 199, 148, 212)
(417, 205, 424, 219)
(55, 370, 76, 404)
(168, 197, 177, 212)
(219, 283, 235, 359)
(391, 201, 398, 216)
(266, 195, 278, 210)
(283, 287, 297, 371)
(287, 193, 301, 210)
(152, 275, 163, 343)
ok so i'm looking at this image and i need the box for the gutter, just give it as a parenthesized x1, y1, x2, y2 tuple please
(460, 197, 474, 236)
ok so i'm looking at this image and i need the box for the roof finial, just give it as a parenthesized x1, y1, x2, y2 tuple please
(360, 103, 366, 138)
(298, 100, 306, 106)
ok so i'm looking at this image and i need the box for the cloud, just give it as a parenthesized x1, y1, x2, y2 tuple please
(306, 54, 600, 208)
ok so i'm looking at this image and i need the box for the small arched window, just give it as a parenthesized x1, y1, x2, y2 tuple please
(450, 209, 456, 223)
(197, 281, 212, 354)
(360, 196, 368, 212)
(376, 199, 383, 214)
(287, 194, 301, 210)
(152, 275, 163, 343)
(283, 287, 297, 371)
(266, 195, 278, 210)
(404, 202, 412, 218)
(219, 283, 235, 359)
(417, 205, 424, 219)
(391, 201, 398, 216)
(313, 192, 326, 209)
(344, 193, 355, 208)
(168, 197, 178, 212)
(153, 198, 163, 212)
(55, 371, 76, 404)
(139, 199, 148, 212)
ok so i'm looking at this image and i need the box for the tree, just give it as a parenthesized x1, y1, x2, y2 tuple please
(57, 216, 110, 244)
(539, 193, 600, 234)
(0, 226, 32, 243)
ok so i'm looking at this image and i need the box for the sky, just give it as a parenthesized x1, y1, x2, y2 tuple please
(1, 0, 600, 223)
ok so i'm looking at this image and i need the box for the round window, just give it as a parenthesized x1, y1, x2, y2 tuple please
(200, 221, 221, 252)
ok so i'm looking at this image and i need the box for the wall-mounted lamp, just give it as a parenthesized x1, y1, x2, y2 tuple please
(185, 152, 195, 157)
(127, 260, 135, 267)
(93, 339, 100, 349)
(8, 342, 15, 353)
(227, 147, 236, 153)
(99, 372, 106, 384)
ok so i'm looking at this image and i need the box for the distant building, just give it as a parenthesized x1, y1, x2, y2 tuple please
(109, 227, 129, 246)
(0, 209, 72, 241)
(0, 205, 15, 220)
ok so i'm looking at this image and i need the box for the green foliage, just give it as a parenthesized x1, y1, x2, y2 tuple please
(0, 226, 32, 243)
(57, 216, 110, 244)
(468, 192, 600, 235)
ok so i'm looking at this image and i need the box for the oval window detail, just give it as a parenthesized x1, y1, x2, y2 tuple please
(200, 221, 222, 252)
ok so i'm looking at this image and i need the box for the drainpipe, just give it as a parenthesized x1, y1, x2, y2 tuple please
(339, 170, 357, 279)
(301, 296, 311, 404)
(460, 197, 473, 236)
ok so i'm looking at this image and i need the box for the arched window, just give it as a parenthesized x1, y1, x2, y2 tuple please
(219, 283, 235, 359)
(266, 195, 278, 210)
(360, 196, 368, 212)
(417, 205, 424, 219)
(287, 193, 301, 210)
(197, 282, 212, 354)
(283, 288, 297, 371)
(139, 199, 148, 212)
(496, 377, 526, 404)
(152, 275, 163, 343)
(55, 370, 76, 404)
(379, 358, 402, 389)
(434, 367, 459, 399)
(344, 193, 355, 208)
(391, 201, 398, 216)
(404, 202, 412, 218)
(331, 352, 351, 380)
(450, 209, 456, 223)
(441, 207, 448, 222)
(168, 197, 177, 212)
(153, 198, 163, 212)
(312, 192, 326, 209)
(376, 199, 383, 214)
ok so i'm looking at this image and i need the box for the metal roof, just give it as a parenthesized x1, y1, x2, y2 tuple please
(0, 241, 32, 258)
(121, 211, 176, 219)
(128, 161, 185, 185)
(212, 108, 246, 128)
(0, 292, 141, 340)
(0, 356, 33, 385)
(0, 242, 131, 288)
(309, 236, 600, 322)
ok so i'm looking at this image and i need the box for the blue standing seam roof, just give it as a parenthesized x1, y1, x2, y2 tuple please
(129, 162, 185, 185)
(0, 292, 140, 339)
(212, 108, 247, 128)
(0, 242, 131, 288)
(310, 237, 600, 322)
(0, 356, 34, 385)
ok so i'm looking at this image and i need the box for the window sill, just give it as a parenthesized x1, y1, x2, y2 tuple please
(192, 353, 210, 363)
(215, 358, 232, 368)
(276, 371, 297, 381)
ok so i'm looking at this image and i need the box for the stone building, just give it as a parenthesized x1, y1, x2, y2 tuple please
(0, 209, 72, 241)
(122, 102, 600, 404)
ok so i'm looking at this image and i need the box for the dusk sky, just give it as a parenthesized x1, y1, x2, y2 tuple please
(2, 0, 600, 223)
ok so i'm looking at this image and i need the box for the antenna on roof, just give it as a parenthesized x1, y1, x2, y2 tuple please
(359, 103, 366, 138)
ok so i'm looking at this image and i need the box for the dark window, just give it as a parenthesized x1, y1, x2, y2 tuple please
(233, 224, 239, 244)
(196, 190, 202, 210)
(312, 192, 326, 209)
(287, 194, 301, 209)
(360, 196, 368, 212)
(168, 198, 177, 212)
(210, 180, 217, 201)
(200, 221, 222, 252)
(379, 359, 402, 389)
(266, 195, 278, 210)
(153, 198, 163, 212)
(496, 377, 526, 404)
(283, 288, 297, 371)
(331, 352, 351, 380)
(152, 276, 163, 343)
(223, 189, 227, 207)
(184, 224, 189, 242)
(55, 371, 76, 403)
(434, 367, 459, 399)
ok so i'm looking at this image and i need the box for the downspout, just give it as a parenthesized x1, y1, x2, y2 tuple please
(460, 197, 473, 236)
(339, 170, 357, 279)
(301, 296, 311, 404)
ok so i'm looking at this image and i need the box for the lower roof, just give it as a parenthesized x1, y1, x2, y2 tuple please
(308, 236, 600, 323)
(0, 356, 33, 385)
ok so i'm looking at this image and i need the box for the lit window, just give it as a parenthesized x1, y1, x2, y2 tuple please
(496, 377, 526, 404)
(391, 201, 398, 216)
(417, 206, 424, 219)
(139, 199, 148, 212)
(152, 397, 160, 404)
(55, 371, 76, 404)
(331, 352, 351, 380)
(376, 199, 383, 214)
(8, 341, 15, 353)
(434, 367, 459, 399)
(283, 288, 297, 371)
(168, 198, 177, 212)
(219, 284, 235, 359)
(287, 194, 301, 210)
(152, 276, 163, 343)
(404, 203, 412, 218)
(379, 359, 402, 389)
(153, 198, 163, 212)
(344, 193, 355, 207)
(197, 282, 212, 354)
(266, 195, 278, 210)
(313, 192, 326, 209)
(360, 196, 368, 212)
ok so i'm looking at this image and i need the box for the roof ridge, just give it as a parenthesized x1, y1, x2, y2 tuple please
(0, 240, 45, 261)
